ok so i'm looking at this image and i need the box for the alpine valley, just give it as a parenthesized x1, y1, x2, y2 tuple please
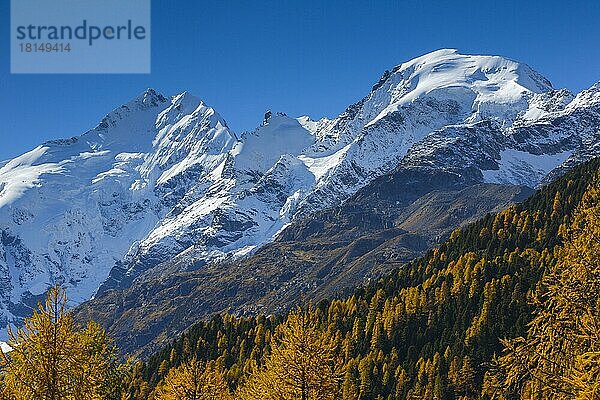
(1, 49, 599, 356)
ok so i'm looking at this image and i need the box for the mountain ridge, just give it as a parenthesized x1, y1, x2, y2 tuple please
(1, 49, 600, 342)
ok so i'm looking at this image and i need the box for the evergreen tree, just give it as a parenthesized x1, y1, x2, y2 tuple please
(153, 358, 232, 400)
(0, 286, 123, 400)
(238, 306, 343, 400)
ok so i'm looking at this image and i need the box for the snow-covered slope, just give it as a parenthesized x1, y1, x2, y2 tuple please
(103, 112, 319, 290)
(1, 49, 600, 337)
(0, 89, 240, 331)
(292, 49, 559, 213)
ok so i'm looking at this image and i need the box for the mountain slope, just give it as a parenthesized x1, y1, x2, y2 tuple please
(132, 157, 600, 399)
(99, 50, 600, 299)
(74, 180, 533, 355)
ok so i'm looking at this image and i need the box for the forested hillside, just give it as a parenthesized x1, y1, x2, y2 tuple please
(2, 158, 597, 399)
(125, 158, 600, 399)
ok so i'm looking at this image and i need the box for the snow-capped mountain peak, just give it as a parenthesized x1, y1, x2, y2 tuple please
(1, 51, 599, 339)
(364, 49, 554, 128)
(0, 91, 240, 332)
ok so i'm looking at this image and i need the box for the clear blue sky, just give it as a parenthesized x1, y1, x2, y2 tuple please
(1, 0, 599, 161)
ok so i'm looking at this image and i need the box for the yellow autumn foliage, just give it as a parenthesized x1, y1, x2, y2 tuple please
(496, 175, 600, 399)
(0, 286, 124, 400)
(237, 306, 343, 400)
(153, 358, 232, 400)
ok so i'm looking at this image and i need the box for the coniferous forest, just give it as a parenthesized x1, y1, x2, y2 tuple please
(1, 158, 599, 399)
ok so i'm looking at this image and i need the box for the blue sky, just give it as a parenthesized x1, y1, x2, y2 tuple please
(1, 0, 599, 161)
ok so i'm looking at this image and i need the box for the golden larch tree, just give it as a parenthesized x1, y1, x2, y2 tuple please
(153, 357, 232, 400)
(495, 175, 600, 399)
(237, 306, 343, 400)
(0, 286, 123, 400)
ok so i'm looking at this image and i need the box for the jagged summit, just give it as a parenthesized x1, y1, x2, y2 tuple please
(137, 88, 168, 105)
(169, 91, 201, 108)
(261, 110, 289, 126)
(108, 87, 167, 116)
(567, 80, 600, 110)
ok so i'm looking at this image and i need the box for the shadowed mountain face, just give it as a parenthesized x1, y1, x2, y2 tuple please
(2, 50, 600, 348)
(74, 167, 532, 356)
